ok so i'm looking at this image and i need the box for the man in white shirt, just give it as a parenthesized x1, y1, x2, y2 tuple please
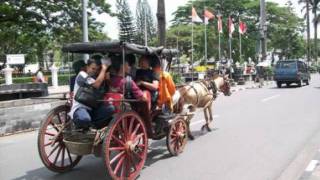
(69, 58, 114, 129)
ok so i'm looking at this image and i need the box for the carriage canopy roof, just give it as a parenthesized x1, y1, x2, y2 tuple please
(62, 41, 179, 58)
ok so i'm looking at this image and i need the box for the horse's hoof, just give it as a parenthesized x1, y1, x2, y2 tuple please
(201, 125, 206, 132)
(206, 125, 212, 132)
(188, 134, 195, 140)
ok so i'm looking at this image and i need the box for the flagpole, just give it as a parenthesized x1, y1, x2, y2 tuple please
(218, 32, 221, 61)
(229, 36, 232, 60)
(191, 5, 194, 81)
(228, 16, 234, 80)
(204, 6, 207, 67)
(239, 17, 242, 60)
(217, 12, 221, 65)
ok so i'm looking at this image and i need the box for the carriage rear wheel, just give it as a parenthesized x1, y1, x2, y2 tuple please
(103, 111, 148, 180)
(37, 105, 82, 173)
(166, 117, 188, 156)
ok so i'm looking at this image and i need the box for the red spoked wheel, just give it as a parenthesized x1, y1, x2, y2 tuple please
(103, 111, 148, 180)
(166, 117, 188, 156)
(37, 105, 82, 173)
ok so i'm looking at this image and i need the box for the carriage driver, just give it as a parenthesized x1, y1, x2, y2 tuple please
(69, 58, 115, 130)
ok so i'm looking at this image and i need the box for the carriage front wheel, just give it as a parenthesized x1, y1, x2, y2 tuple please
(37, 105, 82, 173)
(166, 117, 188, 156)
(103, 111, 148, 180)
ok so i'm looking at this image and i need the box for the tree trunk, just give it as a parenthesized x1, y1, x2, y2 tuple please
(157, 0, 166, 47)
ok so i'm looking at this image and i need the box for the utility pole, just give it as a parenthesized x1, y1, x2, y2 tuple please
(82, 0, 89, 61)
(307, 0, 311, 63)
(144, 5, 148, 46)
(260, 0, 267, 61)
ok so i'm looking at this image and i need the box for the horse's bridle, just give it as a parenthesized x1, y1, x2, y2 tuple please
(219, 78, 231, 95)
(208, 80, 218, 96)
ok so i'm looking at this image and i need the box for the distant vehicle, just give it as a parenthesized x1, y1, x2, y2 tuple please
(274, 60, 310, 88)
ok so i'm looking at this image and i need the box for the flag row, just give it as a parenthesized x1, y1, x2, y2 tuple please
(191, 7, 247, 37)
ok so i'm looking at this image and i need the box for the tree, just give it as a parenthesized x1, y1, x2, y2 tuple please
(116, 0, 136, 43)
(157, 0, 166, 46)
(0, 0, 112, 65)
(310, 0, 320, 62)
(299, 0, 311, 62)
(136, 0, 157, 45)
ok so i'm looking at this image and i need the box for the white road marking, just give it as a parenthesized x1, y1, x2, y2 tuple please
(305, 160, 319, 172)
(190, 115, 220, 126)
(261, 94, 280, 103)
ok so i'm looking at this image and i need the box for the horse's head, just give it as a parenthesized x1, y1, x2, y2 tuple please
(212, 74, 232, 96)
(221, 74, 232, 96)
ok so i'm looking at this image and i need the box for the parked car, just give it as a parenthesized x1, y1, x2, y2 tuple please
(274, 60, 310, 88)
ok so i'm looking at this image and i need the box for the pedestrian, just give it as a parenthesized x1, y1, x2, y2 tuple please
(35, 67, 46, 83)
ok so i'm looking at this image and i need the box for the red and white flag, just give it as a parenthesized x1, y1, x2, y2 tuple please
(239, 21, 247, 34)
(204, 9, 215, 25)
(228, 16, 235, 37)
(192, 7, 202, 23)
(217, 15, 223, 33)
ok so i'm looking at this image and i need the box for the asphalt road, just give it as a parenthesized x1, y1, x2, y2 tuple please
(1, 74, 320, 180)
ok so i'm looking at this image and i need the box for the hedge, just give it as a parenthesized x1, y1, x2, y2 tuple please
(0, 74, 75, 86)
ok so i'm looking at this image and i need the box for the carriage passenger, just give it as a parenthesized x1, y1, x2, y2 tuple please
(125, 54, 137, 79)
(135, 55, 160, 108)
(109, 56, 150, 106)
(70, 60, 86, 93)
(151, 58, 177, 113)
(69, 59, 115, 130)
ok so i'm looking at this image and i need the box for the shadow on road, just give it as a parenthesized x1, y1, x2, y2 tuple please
(11, 137, 185, 180)
(12, 127, 216, 180)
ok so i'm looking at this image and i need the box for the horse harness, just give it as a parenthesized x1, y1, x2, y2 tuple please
(206, 80, 218, 100)
(183, 80, 218, 106)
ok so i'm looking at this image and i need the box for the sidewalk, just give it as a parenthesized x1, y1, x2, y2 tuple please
(230, 80, 274, 93)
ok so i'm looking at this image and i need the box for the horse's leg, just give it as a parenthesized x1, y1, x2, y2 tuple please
(202, 100, 214, 132)
(201, 107, 211, 132)
(208, 102, 214, 122)
(186, 113, 195, 140)
(207, 102, 214, 130)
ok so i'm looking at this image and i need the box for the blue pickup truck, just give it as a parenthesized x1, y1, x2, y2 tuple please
(274, 60, 310, 88)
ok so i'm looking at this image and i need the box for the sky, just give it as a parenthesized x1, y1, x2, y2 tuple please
(93, 0, 314, 40)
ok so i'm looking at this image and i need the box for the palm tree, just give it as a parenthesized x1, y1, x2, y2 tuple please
(299, 0, 311, 62)
(310, 0, 320, 61)
(299, 0, 319, 62)
(157, 0, 166, 46)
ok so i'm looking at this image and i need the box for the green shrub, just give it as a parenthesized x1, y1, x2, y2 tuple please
(171, 73, 184, 85)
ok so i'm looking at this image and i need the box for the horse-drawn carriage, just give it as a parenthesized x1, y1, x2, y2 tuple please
(37, 41, 188, 180)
